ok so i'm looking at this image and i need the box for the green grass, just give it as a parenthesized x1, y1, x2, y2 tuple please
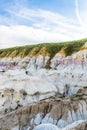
(0, 38, 87, 58)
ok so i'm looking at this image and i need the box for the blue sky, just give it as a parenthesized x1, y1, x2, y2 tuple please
(0, 0, 87, 48)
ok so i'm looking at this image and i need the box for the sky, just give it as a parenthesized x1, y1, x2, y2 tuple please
(0, 0, 87, 48)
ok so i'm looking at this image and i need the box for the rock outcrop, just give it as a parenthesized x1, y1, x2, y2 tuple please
(0, 88, 87, 130)
(0, 40, 87, 130)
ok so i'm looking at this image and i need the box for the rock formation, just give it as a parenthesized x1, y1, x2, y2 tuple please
(0, 39, 87, 130)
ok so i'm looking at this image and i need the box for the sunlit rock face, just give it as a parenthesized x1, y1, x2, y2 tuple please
(33, 120, 87, 130)
(33, 123, 60, 130)
(0, 69, 57, 114)
(50, 49, 87, 70)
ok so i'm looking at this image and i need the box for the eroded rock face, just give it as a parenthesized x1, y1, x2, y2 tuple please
(0, 49, 87, 130)
(0, 70, 57, 115)
(0, 90, 86, 130)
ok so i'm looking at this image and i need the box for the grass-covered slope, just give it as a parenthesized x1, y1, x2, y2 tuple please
(0, 38, 87, 58)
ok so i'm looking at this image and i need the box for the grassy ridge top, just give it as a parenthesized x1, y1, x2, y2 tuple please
(0, 38, 87, 58)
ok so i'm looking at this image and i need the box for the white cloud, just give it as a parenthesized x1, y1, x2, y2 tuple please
(0, 25, 73, 48)
(0, 1, 87, 49)
(0, 24, 85, 49)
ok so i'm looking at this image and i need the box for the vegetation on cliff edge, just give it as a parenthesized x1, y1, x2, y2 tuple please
(0, 38, 87, 58)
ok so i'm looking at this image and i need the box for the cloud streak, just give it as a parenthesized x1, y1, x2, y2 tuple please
(75, 0, 83, 26)
(75, 0, 87, 36)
